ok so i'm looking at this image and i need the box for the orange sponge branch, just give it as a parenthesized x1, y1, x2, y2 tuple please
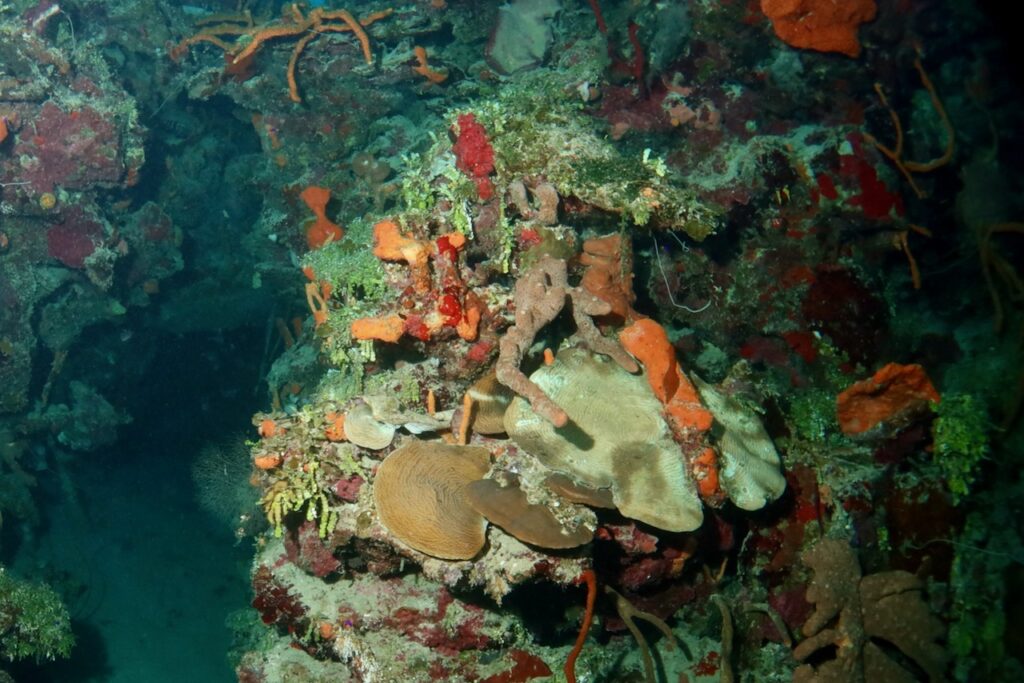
(564, 569, 598, 683)
(619, 318, 713, 434)
(412, 46, 448, 84)
(170, 6, 393, 103)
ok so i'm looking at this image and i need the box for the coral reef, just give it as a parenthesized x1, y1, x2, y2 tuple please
(3, 0, 1023, 681)
(220, 1, 1020, 678)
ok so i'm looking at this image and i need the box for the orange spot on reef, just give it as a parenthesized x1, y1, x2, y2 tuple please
(836, 362, 940, 435)
(258, 418, 281, 438)
(324, 412, 347, 442)
(253, 453, 282, 470)
(761, 0, 877, 58)
(300, 186, 344, 249)
(351, 314, 406, 343)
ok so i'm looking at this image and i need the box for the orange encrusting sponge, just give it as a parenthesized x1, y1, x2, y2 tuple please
(836, 362, 940, 435)
(761, 0, 877, 58)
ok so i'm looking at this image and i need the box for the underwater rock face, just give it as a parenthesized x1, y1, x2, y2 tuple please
(504, 346, 703, 531)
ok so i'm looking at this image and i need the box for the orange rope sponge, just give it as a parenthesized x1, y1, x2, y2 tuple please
(564, 569, 598, 683)
(619, 318, 714, 434)
(761, 0, 877, 58)
(335, 9, 373, 64)
(412, 46, 448, 84)
(863, 49, 955, 199)
(172, 8, 393, 103)
(305, 282, 330, 327)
